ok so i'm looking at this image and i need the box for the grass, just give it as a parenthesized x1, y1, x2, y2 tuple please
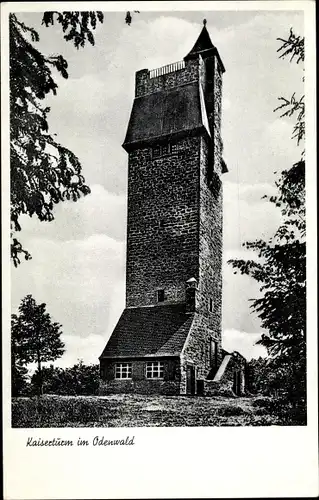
(11, 393, 293, 427)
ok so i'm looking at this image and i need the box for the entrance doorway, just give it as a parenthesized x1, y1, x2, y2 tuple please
(233, 370, 241, 396)
(186, 365, 196, 395)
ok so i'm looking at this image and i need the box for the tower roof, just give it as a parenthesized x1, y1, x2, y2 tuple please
(186, 24, 215, 57)
(184, 22, 225, 73)
(122, 81, 211, 151)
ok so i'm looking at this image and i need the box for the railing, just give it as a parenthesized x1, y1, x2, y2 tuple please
(149, 60, 185, 79)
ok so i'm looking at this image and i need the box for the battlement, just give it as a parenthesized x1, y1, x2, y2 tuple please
(135, 58, 199, 98)
(149, 60, 185, 79)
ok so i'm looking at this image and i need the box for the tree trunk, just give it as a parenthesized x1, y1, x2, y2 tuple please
(37, 351, 43, 396)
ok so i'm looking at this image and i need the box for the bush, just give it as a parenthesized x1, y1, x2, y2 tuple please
(218, 405, 247, 417)
(252, 396, 306, 425)
(30, 362, 100, 396)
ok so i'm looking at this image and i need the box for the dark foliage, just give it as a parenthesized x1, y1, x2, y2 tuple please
(125, 10, 140, 26)
(11, 295, 65, 395)
(10, 11, 137, 266)
(11, 362, 29, 397)
(30, 361, 100, 396)
(228, 29, 305, 412)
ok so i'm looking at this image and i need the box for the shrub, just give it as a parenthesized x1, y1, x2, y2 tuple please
(218, 405, 247, 417)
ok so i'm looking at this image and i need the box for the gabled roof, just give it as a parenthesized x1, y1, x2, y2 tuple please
(123, 81, 211, 151)
(100, 304, 194, 359)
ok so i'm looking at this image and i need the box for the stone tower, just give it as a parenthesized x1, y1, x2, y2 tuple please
(99, 23, 245, 397)
(124, 22, 226, 311)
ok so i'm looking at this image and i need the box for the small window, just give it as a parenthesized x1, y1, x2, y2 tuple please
(209, 298, 214, 312)
(186, 287, 196, 312)
(115, 363, 132, 379)
(152, 143, 171, 159)
(171, 143, 178, 154)
(146, 361, 164, 379)
(161, 143, 170, 156)
(210, 339, 218, 368)
(152, 146, 161, 158)
(157, 289, 165, 302)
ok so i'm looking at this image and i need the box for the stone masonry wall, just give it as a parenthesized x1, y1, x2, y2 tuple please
(200, 54, 224, 174)
(181, 52, 224, 391)
(198, 136, 223, 339)
(212, 57, 223, 175)
(135, 59, 198, 98)
(181, 135, 223, 389)
(181, 315, 224, 392)
(100, 358, 181, 395)
(126, 136, 201, 307)
(203, 354, 247, 397)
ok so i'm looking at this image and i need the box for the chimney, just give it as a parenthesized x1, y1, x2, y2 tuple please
(185, 277, 198, 313)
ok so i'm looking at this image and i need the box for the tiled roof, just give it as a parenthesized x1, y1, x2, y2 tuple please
(123, 82, 210, 150)
(99, 304, 194, 359)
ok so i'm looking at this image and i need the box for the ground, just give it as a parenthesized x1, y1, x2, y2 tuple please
(12, 393, 287, 427)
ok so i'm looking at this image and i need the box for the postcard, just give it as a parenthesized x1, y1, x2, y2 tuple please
(2, 1, 318, 498)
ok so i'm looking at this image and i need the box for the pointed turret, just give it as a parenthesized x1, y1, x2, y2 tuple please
(184, 20, 225, 73)
(186, 23, 215, 57)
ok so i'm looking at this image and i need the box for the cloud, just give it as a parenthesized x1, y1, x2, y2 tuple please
(19, 184, 127, 243)
(223, 245, 266, 334)
(263, 118, 302, 167)
(223, 181, 281, 252)
(57, 333, 107, 368)
(223, 329, 267, 361)
(26, 333, 107, 373)
(103, 16, 199, 77)
(223, 268, 263, 334)
(223, 97, 231, 110)
(11, 233, 126, 342)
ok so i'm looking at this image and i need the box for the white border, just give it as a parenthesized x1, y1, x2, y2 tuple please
(2, 2, 318, 499)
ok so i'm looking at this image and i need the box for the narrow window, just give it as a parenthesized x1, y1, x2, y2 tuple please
(159, 219, 165, 228)
(146, 361, 164, 379)
(171, 143, 178, 154)
(186, 287, 196, 313)
(157, 289, 165, 302)
(152, 144, 171, 158)
(152, 146, 160, 158)
(209, 298, 214, 312)
(115, 362, 132, 379)
(161, 143, 170, 156)
(210, 339, 218, 368)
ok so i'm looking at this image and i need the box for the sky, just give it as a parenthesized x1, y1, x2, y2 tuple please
(11, 8, 304, 367)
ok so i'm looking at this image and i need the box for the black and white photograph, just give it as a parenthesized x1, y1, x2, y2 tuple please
(2, 1, 318, 498)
